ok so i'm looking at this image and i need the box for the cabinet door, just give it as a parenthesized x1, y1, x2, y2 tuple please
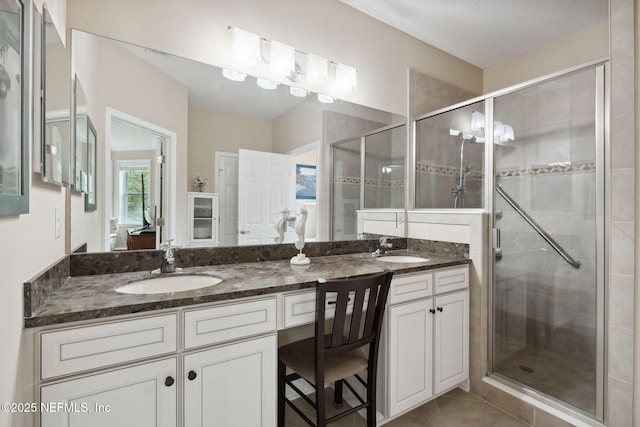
(433, 290, 469, 394)
(40, 358, 177, 427)
(188, 193, 219, 246)
(386, 298, 433, 417)
(184, 334, 277, 427)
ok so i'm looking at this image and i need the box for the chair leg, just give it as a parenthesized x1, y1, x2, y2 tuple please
(278, 360, 285, 427)
(333, 380, 343, 407)
(316, 382, 326, 427)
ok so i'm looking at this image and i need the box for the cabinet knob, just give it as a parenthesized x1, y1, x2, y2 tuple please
(165, 376, 175, 387)
(429, 308, 436, 314)
(188, 370, 197, 381)
(437, 307, 443, 312)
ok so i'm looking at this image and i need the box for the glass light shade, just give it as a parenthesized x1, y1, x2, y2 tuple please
(306, 54, 328, 84)
(257, 78, 278, 90)
(231, 27, 261, 66)
(222, 68, 247, 82)
(471, 111, 485, 131)
(502, 124, 515, 141)
(289, 86, 309, 97)
(270, 41, 295, 76)
(335, 63, 357, 93)
(317, 94, 334, 104)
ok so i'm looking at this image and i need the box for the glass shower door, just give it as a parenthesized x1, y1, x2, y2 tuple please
(491, 66, 603, 417)
(331, 137, 361, 240)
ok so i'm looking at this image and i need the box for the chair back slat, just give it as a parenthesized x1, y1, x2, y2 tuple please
(315, 271, 393, 358)
(348, 289, 366, 343)
(330, 290, 350, 347)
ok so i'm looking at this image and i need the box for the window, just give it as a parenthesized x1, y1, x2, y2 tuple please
(117, 160, 151, 225)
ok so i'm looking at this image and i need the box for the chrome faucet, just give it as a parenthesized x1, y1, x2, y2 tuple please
(152, 240, 183, 274)
(372, 236, 393, 257)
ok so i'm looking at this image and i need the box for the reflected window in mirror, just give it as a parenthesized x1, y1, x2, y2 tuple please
(117, 160, 151, 227)
(41, 3, 71, 187)
(0, 0, 29, 216)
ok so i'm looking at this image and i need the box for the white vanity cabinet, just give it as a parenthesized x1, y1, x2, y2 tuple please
(40, 357, 177, 427)
(187, 192, 219, 247)
(38, 313, 179, 427)
(182, 298, 277, 427)
(37, 298, 278, 427)
(384, 265, 469, 418)
(183, 335, 276, 427)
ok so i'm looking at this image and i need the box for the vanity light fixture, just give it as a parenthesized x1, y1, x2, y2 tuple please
(317, 94, 334, 104)
(257, 78, 278, 90)
(289, 86, 309, 97)
(335, 63, 357, 93)
(470, 111, 515, 142)
(231, 27, 261, 66)
(228, 26, 358, 95)
(222, 68, 247, 82)
(270, 40, 296, 76)
(470, 111, 484, 131)
(306, 53, 328, 84)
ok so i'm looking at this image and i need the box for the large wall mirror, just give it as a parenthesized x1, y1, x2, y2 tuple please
(70, 30, 405, 252)
(40, 3, 71, 187)
(0, 0, 29, 216)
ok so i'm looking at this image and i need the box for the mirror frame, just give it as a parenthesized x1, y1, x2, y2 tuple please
(72, 74, 88, 193)
(0, 0, 30, 216)
(84, 116, 96, 211)
(39, 3, 71, 188)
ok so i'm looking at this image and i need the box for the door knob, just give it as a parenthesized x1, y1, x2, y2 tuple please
(164, 376, 175, 387)
(188, 370, 197, 381)
(239, 229, 250, 234)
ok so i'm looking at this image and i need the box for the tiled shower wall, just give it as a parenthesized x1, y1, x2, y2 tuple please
(607, 0, 636, 425)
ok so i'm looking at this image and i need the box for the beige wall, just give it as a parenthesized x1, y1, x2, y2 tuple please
(65, 0, 482, 116)
(483, 22, 609, 93)
(188, 105, 272, 192)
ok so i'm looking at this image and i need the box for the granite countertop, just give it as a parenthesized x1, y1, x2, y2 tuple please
(25, 249, 469, 328)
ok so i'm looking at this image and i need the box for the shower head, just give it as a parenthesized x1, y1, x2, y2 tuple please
(465, 162, 473, 174)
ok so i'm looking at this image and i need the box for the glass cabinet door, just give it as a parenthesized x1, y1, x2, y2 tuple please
(188, 193, 218, 246)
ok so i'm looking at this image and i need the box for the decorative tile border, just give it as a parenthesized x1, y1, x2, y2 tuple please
(496, 160, 596, 177)
(416, 162, 484, 179)
(417, 160, 596, 179)
(334, 176, 406, 187)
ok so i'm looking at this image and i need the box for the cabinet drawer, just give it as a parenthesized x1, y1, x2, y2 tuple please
(389, 272, 433, 305)
(40, 313, 177, 380)
(282, 289, 363, 328)
(184, 298, 276, 349)
(434, 266, 469, 294)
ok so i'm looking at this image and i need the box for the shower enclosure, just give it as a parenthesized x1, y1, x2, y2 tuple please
(331, 123, 406, 240)
(413, 64, 604, 420)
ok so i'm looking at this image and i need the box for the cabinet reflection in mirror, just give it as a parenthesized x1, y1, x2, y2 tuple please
(40, 4, 72, 187)
(69, 30, 405, 252)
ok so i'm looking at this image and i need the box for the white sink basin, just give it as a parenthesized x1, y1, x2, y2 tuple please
(115, 275, 222, 294)
(375, 256, 430, 263)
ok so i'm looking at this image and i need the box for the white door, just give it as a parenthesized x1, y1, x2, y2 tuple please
(41, 358, 177, 427)
(216, 153, 239, 246)
(183, 334, 277, 427)
(238, 149, 295, 245)
(386, 298, 433, 417)
(433, 290, 469, 394)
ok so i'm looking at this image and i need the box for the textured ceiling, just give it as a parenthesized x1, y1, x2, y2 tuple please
(339, 0, 608, 68)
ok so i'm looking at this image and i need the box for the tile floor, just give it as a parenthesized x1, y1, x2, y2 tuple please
(285, 387, 530, 427)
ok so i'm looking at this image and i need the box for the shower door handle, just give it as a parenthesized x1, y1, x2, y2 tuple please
(493, 228, 503, 259)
